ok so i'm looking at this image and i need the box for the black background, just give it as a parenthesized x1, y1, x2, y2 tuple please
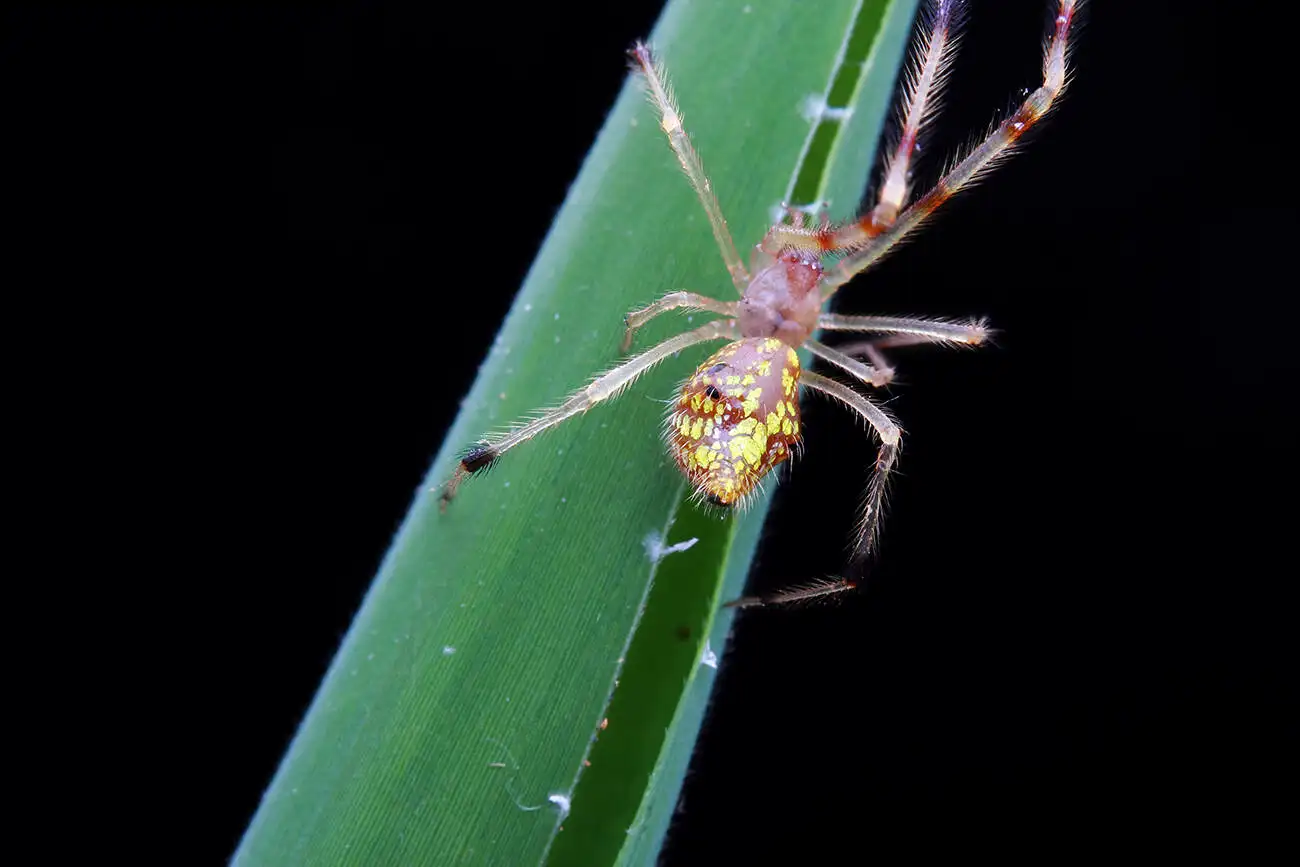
(5, 0, 1289, 862)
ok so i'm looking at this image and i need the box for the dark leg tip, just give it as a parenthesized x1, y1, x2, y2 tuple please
(461, 443, 498, 474)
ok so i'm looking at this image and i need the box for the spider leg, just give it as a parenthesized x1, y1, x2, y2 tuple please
(821, 0, 1079, 296)
(760, 0, 964, 255)
(440, 318, 738, 508)
(838, 334, 946, 375)
(622, 291, 739, 353)
(725, 577, 857, 610)
(817, 313, 989, 380)
(817, 313, 989, 345)
(871, 0, 965, 232)
(723, 371, 900, 609)
(630, 43, 750, 293)
(800, 370, 901, 566)
(805, 338, 895, 388)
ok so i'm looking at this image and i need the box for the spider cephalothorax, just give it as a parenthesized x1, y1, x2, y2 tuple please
(735, 248, 824, 346)
(441, 0, 1078, 604)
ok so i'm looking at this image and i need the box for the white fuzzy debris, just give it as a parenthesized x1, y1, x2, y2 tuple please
(642, 531, 699, 564)
(800, 93, 827, 122)
(800, 93, 853, 123)
(548, 793, 572, 818)
(442, 646, 456, 656)
(701, 641, 718, 669)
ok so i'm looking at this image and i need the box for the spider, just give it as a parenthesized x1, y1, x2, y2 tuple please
(441, 0, 1078, 599)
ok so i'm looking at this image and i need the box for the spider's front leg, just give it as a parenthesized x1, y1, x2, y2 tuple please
(439, 318, 737, 509)
(822, 0, 1079, 296)
(621, 292, 738, 353)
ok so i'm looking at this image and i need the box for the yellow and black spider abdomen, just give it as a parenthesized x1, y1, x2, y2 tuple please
(666, 337, 802, 506)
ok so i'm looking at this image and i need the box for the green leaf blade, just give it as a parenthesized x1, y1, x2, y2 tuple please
(234, 1, 919, 864)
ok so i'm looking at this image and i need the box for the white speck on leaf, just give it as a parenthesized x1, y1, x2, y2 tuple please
(701, 641, 718, 669)
(442, 646, 456, 656)
(643, 532, 699, 564)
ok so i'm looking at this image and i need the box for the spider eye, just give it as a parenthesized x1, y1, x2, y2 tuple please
(704, 385, 722, 400)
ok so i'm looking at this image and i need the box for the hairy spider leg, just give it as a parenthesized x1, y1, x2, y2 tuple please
(758, 0, 963, 255)
(817, 313, 989, 345)
(824, 314, 991, 373)
(800, 371, 901, 566)
(761, 0, 1078, 300)
(725, 577, 858, 610)
(621, 292, 739, 353)
(820, 0, 1079, 297)
(439, 318, 737, 507)
(805, 338, 895, 388)
(630, 42, 750, 293)
(871, 0, 964, 230)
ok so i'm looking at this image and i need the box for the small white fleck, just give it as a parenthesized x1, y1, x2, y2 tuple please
(1013, 121, 1025, 131)
(443, 646, 456, 655)
(701, 641, 718, 669)
(504, 481, 511, 488)
(743, 4, 752, 12)
(643, 531, 700, 563)
(557, 449, 564, 456)
(561, 497, 567, 503)
(524, 302, 533, 312)
(687, 315, 694, 323)
(548, 793, 572, 818)
(801, 94, 826, 122)
(555, 335, 562, 344)
(367, 653, 375, 661)
(554, 312, 561, 321)
(291, 787, 299, 795)
(630, 116, 639, 127)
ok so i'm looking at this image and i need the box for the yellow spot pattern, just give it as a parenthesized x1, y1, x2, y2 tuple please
(666, 337, 802, 505)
